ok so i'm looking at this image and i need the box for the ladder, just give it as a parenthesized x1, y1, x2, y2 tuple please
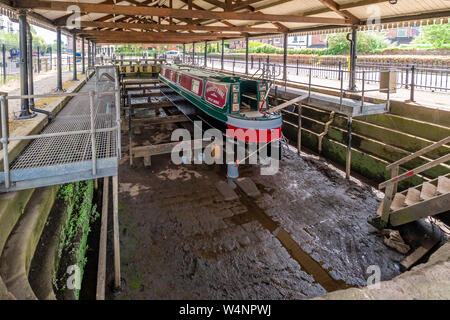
(377, 136, 450, 227)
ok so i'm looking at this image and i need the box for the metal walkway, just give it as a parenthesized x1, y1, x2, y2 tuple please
(0, 66, 121, 192)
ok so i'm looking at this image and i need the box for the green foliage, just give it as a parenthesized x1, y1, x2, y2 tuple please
(327, 31, 392, 55)
(413, 24, 450, 48)
(55, 180, 99, 300)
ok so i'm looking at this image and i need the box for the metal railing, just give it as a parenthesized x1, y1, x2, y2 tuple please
(0, 66, 121, 191)
(377, 135, 450, 224)
(184, 54, 450, 100)
(184, 57, 395, 113)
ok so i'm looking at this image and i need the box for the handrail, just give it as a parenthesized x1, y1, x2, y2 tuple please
(386, 136, 450, 170)
(379, 153, 450, 190)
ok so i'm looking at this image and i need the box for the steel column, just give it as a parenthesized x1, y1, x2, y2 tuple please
(2, 44, 6, 84)
(17, 11, 31, 118)
(56, 27, 63, 92)
(347, 26, 357, 91)
(182, 44, 185, 63)
(283, 33, 288, 81)
(192, 42, 195, 65)
(245, 37, 249, 75)
(204, 41, 207, 67)
(81, 37, 85, 74)
(221, 39, 224, 70)
(72, 34, 77, 81)
(26, 23, 35, 110)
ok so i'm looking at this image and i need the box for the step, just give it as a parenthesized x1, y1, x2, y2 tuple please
(420, 182, 437, 201)
(390, 193, 406, 211)
(404, 188, 421, 206)
(437, 176, 450, 195)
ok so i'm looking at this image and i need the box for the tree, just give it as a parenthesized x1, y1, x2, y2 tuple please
(413, 24, 450, 48)
(327, 31, 392, 55)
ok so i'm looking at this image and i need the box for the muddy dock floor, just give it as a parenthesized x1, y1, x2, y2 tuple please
(111, 120, 405, 300)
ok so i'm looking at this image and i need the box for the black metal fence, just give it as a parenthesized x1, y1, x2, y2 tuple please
(184, 53, 450, 100)
(0, 43, 81, 85)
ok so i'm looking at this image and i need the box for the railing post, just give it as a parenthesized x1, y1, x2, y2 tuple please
(410, 64, 415, 102)
(2, 44, 6, 84)
(296, 59, 299, 76)
(360, 71, 365, 112)
(405, 64, 409, 89)
(297, 102, 302, 154)
(89, 90, 97, 175)
(1, 94, 9, 189)
(346, 116, 352, 180)
(308, 67, 312, 101)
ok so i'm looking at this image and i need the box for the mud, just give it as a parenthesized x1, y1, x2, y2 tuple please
(111, 117, 406, 300)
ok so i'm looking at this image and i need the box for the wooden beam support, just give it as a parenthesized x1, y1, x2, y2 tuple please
(16, 1, 350, 25)
(74, 20, 280, 33)
(317, 0, 360, 24)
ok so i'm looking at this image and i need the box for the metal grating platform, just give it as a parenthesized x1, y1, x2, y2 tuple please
(0, 67, 120, 192)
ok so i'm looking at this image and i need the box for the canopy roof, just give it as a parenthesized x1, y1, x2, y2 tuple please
(0, 0, 448, 43)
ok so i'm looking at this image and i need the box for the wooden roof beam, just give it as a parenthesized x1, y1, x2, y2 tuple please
(15, 1, 350, 25)
(316, 0, 360, 24)
(72, 21, 279, 33)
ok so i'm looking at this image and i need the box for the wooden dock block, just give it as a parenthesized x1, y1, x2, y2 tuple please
(143, 156, 151, 167)
(215, 181, 239, 201)
(235, 177, 261, 198)
(400, 238, 439, 270)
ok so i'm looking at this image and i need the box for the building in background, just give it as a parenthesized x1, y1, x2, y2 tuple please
(0, 14, 19, 33)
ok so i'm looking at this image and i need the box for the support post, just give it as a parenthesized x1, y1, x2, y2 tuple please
(37, 46, 40, 73)
(96, 176, 109, 300)
(283, 33, 288, 81)
(182, 44, 185, 63)
(17, 11, 33, 119)
(112, 175, 121, 289)
(347, 26, 357, 91)
(221, 39, 224, 70)
(204, 41, 207, 67)
(26, 23, 35, 110)
(192, 42, 195, 65)
(72, 33, 77, 81)
(297, 103, 302, 154)
(56, 27, 63, 91)
(346, 116, 352, 179)
(49, 45, 52, 71)
(245, 37, 249, 75)
(81, 37, 85, 74)
(2, 44, 6, 84)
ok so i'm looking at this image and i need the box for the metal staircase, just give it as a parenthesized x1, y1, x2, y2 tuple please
(377, 136, 450, 227)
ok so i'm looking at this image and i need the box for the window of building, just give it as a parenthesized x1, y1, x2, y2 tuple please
(397, 27, 408, 37)
(274, 38, 280, 43)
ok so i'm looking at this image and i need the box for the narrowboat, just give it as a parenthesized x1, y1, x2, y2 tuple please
(158, 64, 281, 144)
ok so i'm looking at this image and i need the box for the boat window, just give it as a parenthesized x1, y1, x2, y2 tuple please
(177, 74, 181, 84)
(192, 79, 200, 95)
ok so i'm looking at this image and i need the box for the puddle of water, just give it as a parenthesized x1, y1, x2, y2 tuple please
(233, 189, 350, 292)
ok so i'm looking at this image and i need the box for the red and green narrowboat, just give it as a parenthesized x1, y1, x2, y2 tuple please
(159, 64, 281, 143)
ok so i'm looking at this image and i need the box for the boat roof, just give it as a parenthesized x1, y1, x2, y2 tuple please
(165, 64, 242, 83)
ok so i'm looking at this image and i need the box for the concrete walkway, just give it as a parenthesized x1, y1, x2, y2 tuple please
(0, 70, 79, 120)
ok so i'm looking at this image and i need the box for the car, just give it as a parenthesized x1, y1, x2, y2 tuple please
(164, 50, 180, 60)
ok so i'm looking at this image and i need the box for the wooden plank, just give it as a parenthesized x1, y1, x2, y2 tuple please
(96, 177, 109, 300)
(17, 1, 350, 25)
(112, 175, 121, 289)
(400, 238, 439, 270)
(132, 139, 210, 158)
(132, 115, 189, 125)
